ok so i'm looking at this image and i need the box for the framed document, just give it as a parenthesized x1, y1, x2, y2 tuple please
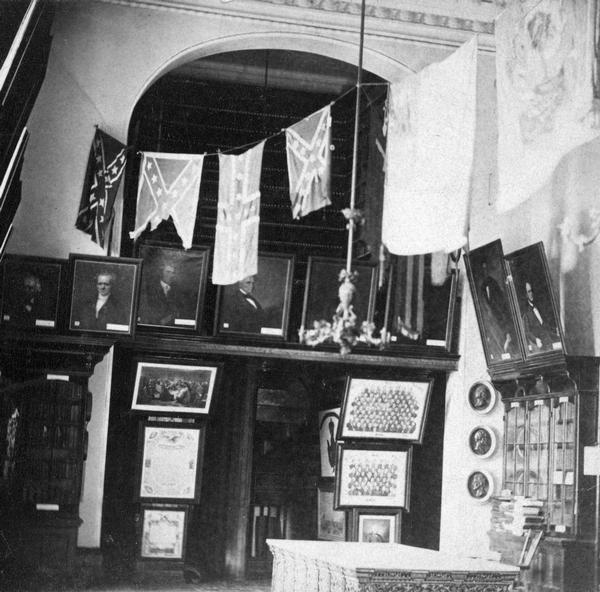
(137, 422, 204, 502)
(139, 505, 188, 560)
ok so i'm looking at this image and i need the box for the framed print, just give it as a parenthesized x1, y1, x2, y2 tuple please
(1, 254, 65, 331)
(137, 243, 210, 332)
(138, 422, 204, 502)
(467, 380, 497, 415)
(301, 257, 378, 332)
(354, 510, 400, 544)
(505, 242, 565, 358)
(335, 445, 411, 509)
(467, 469, 494, 502)
(139, 505, 188, 560)
(317, 482, 346, 541)
(468, 425, 497, 459)
(338, 377, 433, 444)
(131, 361, 220, 415)
(215, 252, 294, 339)
(385, 256, 459, 351)
(68, 255, 141, 336)
(319, 407, 340, 478)
(464, 240, 523, 367)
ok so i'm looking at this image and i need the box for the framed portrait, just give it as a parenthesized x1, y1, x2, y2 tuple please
(335, 444, 411, 509)
(464, 240, 524, 367)
(467, 469, 494, 503)
(131, 361, 220, 415)
(505, 242, 565, 359)
(139, 505, 188, 561)
(338, 377, 433, 444)
(468, 425, 497, 459)
(385, 256, 459, 352)
(319, 407, 340, 478)
(317, 482, 346, 541)
(467, 380, 497, 415)
(215, 252, 295, 339)
(301, 257, 378, 333)
(353, 510, 401, 544)
(137, 422, 204, 502)
(1, 254, 66, 331)
(68, 255, 142, 337)
(136, 242, 210, 332)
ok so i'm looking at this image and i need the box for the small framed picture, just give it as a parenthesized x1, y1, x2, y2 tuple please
(137, 422, 204, 502)
(354, 510, 400, 544)
(139, 504, 188, 561)
(467, 469, 494, 502)
(505, 242, 565, 358)
(131, 361, 220, 415)
(68, 255, 142, 336)
(215, 252, 295, 339)
(468, 425, 497, 458)
(467, 380, 497, 415)
(464, 240, 524, 367)
(335, 444, 411, 509)
(385, 256, 459, 351)
(137, 243, 210, 332)
(338, 377, 433, 444)
(317, 481, 346, 541)
(1, 254, 66, 330)
(301, 257, 378, 332)
(319, 407, 340, 478)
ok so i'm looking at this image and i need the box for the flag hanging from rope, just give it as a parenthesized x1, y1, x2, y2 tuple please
(212, 141, 265, 285)
(129, 151, 204, 249)
(285, 105, 332, 219)
(382, 37, 477, 256)
(76, 128, 127, 248)
(495, 0, 600, 213)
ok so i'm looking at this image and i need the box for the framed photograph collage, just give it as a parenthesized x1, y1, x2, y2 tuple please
(465, 240, 565, 369)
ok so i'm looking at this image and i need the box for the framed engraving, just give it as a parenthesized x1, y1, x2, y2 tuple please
(356, 511, 399, 544)
(139, 505, 188, 560)
(338, 377, 433, 444)
(137, 422, 204, 502)
(317, 482, 346, 542)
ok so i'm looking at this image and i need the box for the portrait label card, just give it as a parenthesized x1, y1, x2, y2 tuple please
(140, 507, 187, 559)
(140, 425, 201, 500)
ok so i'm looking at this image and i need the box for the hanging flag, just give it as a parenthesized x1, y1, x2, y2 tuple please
(129, 151, 204, 249)
(212, 142, 265, 285)
(382, 37, 477, 256)
(495, 0, 600, 213)
(285, 105, 332, 219)
(76, 128, 127, 248)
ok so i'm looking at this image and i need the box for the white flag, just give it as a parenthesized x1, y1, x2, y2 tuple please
(212, 142, 265, 285)
(285, 105, 332, 218)
(129, 152, 204, 249)
(495, 0, 600, 213)
(382, 37, 477, 255)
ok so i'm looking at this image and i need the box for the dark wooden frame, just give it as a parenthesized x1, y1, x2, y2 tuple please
(136, 242, 210, 333)
(338, 376, 433, 444)
(136, 421, 205, 503)
(131, 359, 220, 416)
(351, 508, 402, 543)
(301, 256, 378, 332)
(317, 479, 347, 542)
(504, 242, 565, 360)
(0, 254, 66, 331)
(214, 252, 295, 340)
(138, 503, 189, 561)
(464, 240, 524, 368)
(67, 254, 142, 337)
(334, 443, 412, 510)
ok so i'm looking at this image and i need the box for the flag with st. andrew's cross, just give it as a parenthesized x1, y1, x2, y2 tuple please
(129, 151, 205, 250)
(76, 128, 127, 248)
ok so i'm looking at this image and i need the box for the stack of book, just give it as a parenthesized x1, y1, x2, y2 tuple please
(491, 495, 546, 536)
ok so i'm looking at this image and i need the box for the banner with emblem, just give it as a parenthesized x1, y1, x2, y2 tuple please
(212, 141, 265, 285)
(285, 105, 332, 219)
(76, 128, 127, 248)
(129, 151, 204, 249)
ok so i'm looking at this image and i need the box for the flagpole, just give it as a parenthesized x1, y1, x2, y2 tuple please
(346, 0, 366, 274)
